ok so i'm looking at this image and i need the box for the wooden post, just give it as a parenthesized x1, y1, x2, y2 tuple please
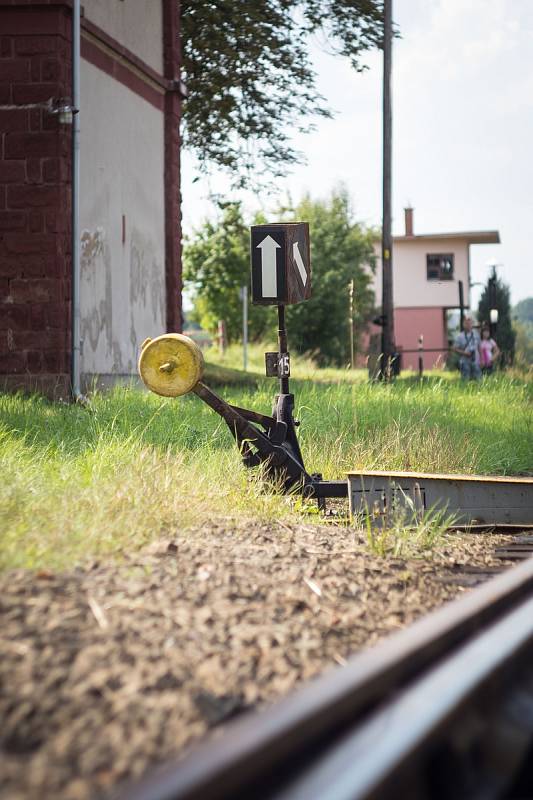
(349, 280, 355, 369)
(458, 280, 465, 331)
(381, 0, 395, 379)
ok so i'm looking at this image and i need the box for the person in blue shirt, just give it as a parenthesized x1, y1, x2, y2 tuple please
(454, 316, 481, 380)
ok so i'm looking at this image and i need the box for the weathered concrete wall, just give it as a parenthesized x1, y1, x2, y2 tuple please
(83, 0, 163, 73)
(372, 238, 471, 310)
(79, 60, 165, 379)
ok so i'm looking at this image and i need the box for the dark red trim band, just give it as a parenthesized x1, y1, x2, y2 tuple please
(80, 32, 165, 112)
(81, 17, 169, 90)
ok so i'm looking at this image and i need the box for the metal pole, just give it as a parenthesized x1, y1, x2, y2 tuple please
(349, 280, 355, 369)
(277, 304, 289, 395)
(242, 285, 248, 371)
(418, 334, 423, 379)
(488, 274, 496, 338)
(381, 0, 394, 379)
(71, 0, 81, 399)
(458, 280, 465, 331)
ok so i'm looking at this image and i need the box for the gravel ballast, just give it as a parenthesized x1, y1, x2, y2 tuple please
(0, 521, 516, 800)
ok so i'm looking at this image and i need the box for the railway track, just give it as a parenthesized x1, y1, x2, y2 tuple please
(116, 540, 533, 800)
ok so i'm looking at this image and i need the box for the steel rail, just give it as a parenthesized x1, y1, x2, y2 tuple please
(115, 557, 533, 800)
(275, 595, 533, 799)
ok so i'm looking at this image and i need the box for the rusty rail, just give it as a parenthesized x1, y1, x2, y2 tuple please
(115, 556, 533, 800)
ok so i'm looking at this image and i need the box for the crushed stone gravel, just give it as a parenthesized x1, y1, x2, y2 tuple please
(0, 521, 517, 800)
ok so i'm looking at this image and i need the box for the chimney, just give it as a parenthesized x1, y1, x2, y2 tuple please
(404, 207, 414, 236)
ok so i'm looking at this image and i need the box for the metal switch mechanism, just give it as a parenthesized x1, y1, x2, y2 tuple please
(138, 329, 346, 504)
(138, 223, 346, 505)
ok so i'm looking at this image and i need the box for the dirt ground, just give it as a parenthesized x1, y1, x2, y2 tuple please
(0, 521, 516, 800)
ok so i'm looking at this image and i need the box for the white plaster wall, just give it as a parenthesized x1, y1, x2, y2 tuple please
(371, 238, 471, 309)
(84, 0, 163, 73)
(79, 59, 165, 376)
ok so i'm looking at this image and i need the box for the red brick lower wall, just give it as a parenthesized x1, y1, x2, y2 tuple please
(0, 3, 72, 397)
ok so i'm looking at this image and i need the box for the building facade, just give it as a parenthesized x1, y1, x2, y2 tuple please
(371, 209, 500, 370)
(0, 0, 182, 397)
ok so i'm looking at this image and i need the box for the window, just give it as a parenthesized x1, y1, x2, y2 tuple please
(426, 253, 454, 281)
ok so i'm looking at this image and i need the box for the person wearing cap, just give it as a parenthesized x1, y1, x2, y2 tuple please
(453, 316, 482, 380)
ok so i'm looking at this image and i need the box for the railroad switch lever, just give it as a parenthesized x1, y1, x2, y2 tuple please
(138, 310, 347, 504)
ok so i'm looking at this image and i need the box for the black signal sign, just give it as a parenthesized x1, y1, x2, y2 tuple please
(250, 222, 311, 305)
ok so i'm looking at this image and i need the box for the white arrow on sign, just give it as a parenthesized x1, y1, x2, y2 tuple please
(257, 235, 280, 297)
(292, 242, 308, 287)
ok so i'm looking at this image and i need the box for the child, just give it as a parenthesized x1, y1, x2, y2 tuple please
(479, 326, 500, 375)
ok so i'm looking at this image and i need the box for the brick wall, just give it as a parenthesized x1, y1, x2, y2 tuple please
(0, 3, 72, 397)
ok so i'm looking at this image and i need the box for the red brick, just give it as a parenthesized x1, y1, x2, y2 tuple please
(0, 278, 9, 296)
(1, 37, 13, 58)
(29, 210, 43, 232)
(12, 83, 58, 105)
(9, 277, 60, 303)
(29, 108, 41, 132)
(15, 37, 57, 56)
(44, 210, 68, 233)
(5, 132, 57, 159)
(0, 352, 26, 373)
(7, 185, 58, 209)
(0, 59, 30, 82)
(41, 58, 61, 82)
(20, 254, 51, 277)
(0, 211, 26, 231)
(0, 257, 20, 278)
(26, 350, 43, 372)
(0, 109, 28, 133)
(30, 55, 40, 82)
(4, 234, 56, 256)
(42, 157, 59, 182)
(13, 329, 64, 350)
(0, 86, 11, 104)
(46, 302, 68, 328)
(0, 187, 5, 210)
(29, 302, 45, 329)
(0, 161, 25, 183)
(42, 349, 67, 372)
(26, 158, 42, 183)
(0, 304, 30, 330)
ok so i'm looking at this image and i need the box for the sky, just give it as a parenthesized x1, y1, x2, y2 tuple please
(181, 0, 533, 307)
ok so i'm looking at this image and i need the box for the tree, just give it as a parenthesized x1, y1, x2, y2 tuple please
(183, 201, 272, 341)
(181, 0, 384, 186)
(513, 297, 533, 325)
(478, 267, 516, 367)
(279, 190, 376, 365)
(183, 188, 377, 364)
(513, 297, 533, 367)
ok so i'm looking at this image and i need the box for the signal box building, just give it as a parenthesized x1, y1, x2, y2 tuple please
(371, 208, 500, 370)
(0, 0, 182, 397)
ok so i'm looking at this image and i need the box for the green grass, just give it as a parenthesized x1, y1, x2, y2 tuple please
(0, 351, 531, 571)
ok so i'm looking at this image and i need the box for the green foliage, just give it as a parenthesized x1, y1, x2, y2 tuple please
(183, 201, 272, 342)
(514, 297, 533, 324)
(513, 321, 533, 367)
(512, 298, 533, 367)
(278, 189, 377, 365)
(183, 188, 377, 363)
(478, 267, 516, 366)
(181, 0, 384, 186)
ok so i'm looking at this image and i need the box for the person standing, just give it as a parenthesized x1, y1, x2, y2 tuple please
(479, 325, 500, 375)
(454, 316, 481, 380)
